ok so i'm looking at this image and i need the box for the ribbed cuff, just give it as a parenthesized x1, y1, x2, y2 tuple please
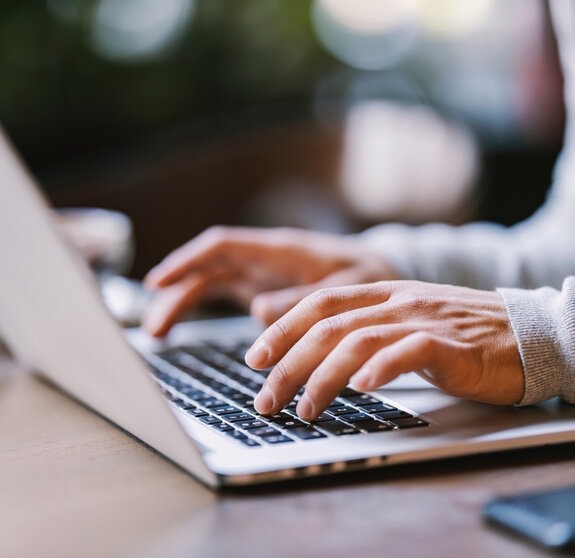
(498, 286, 561, 406)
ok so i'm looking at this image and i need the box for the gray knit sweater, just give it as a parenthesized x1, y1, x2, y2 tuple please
(359, 0, 575, 406)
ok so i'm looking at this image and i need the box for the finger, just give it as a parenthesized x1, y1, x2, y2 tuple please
(143, 270, 232, 336)
(245, 283, 392, 370)
(250, 284, 320, 325)
(144, 226, 271, 289)
(253, 311, 356, 415)
(349, 332, 457, 392)
(250, 266, 391, 325)
(297, 325, 417, 420)
(253, 307, 394, 415)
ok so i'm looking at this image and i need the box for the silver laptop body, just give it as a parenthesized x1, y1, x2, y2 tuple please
(2, 128, 575, 489)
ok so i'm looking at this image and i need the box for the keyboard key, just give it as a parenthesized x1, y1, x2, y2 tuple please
(235, 419, 268, 430)
(338, 412, 372, 424)
(225, 349, 249, 364)
(327, 400, 344, 409)
(268, 413, 307, 429)
(200, 397, 228, 409)
(229, 393, 254, 405)
(355, 420, 393, 433)
(244, 380, 263, 392)
(316, 420, 360, 436)
(211, 422, 234, 433)
(182, 346, 229, 368)
(251, 426, 282, 438)
(263, 435, 294, 444)
(374, 410, 412, 420)
(201, 378, 227, 390)
(180, 387, 209, 399)
(338, 387, 361, 397)
(389, 417, 428, 429)
(290, 427, 327, 440)
(356, 402, 395, 413)
(225, 412, 256, 423)
(343, 394, 381, 405)
(213, 405, 241, 415)
(225, 429, 248, 440)
(224, 429, 260, 446)
(326, 406, 358, 417)
(309, 412, 334, 423)
(183, 406, 208, 418)
(199, 415, 222, 426)
(216, 385, 238, 396)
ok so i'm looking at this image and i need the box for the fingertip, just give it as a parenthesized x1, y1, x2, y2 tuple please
(254, 384, 275, 415)
(142, 315, 169, 338)
(245, 340, 270, 369)
(250, 294, 280, 326)
(141, 301, 172, 338)
(349, 367, 375, 391)
(146, 270, 177, 290)
(143, 275, 158, 291)
(295, 393, 315, 421)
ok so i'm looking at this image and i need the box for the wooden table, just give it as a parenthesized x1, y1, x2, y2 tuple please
(2, 357, 575, 558)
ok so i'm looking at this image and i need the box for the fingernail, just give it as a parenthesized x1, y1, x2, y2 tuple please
(245, 340, 270, 369)
(254, 384, 275, 415)
(350, 368, 374, 391)
(296, 393, 315, 421)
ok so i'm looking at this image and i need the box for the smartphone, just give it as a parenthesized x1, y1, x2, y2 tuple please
(484, 485, 575, 551)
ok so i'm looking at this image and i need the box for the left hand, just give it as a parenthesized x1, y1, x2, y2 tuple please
(245, 280, 525, 421)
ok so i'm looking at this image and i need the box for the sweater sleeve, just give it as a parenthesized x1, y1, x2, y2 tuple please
(357, 0, 575, 292)
(354, 0, 575, 405)
(499, 277, 575, 405)
(357, 182, 575, 291)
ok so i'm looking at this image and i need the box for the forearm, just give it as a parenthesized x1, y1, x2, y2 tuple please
(358, 191, 575, 291)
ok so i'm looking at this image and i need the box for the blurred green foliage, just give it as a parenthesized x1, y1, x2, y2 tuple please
(0, 0, 333, 171)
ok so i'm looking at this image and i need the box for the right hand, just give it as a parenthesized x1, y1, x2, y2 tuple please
(143, 226, 398, 336)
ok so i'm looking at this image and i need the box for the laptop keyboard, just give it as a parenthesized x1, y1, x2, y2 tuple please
(146, 339, 427, 448)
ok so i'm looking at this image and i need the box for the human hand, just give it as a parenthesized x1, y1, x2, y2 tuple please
(245, 281, 524, 420)
(143, 226, 397, 336)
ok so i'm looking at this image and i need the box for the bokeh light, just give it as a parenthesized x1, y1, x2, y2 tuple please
(341, 100, 479, 222)
(311, 0, 419, 70)
(414, 0, 494, 39)
(90, 0, 196, 63)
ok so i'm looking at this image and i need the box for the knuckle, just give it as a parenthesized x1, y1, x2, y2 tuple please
(309, 316, 344, 344)
(307, 287, 340, 313)
(400, 293, 427, 311)
(203, 225, 231, 246)
(412, 331, 437, 354)
(345, 327, 381, 352)
(267, 318, 291, 344)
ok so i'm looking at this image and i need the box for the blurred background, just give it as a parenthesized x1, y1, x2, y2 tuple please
(0, 0, 565, 279)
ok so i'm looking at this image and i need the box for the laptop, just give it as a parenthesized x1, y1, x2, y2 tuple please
(2, 128, 575, 489)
